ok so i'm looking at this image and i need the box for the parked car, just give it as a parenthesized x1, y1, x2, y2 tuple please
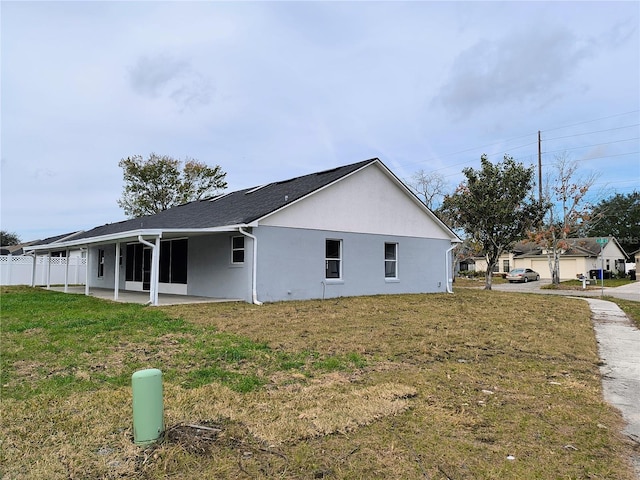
(506, 268, 540, 283)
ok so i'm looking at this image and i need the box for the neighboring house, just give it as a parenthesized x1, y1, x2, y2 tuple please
(471, 237, 628, 280)
(627, 248, 639, 274)
(25, 159, 461, 305)
(0, 240, 38, 256)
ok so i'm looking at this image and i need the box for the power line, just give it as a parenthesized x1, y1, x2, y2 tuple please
(541, 110, 640, 134)
(542, 138, 639, 156)
(396, 110, 640, 179)
(543, 123, 640, 142)
(542, 151, 639, 166)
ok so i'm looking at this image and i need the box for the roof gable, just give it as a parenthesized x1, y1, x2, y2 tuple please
(260, 160, 458, 239)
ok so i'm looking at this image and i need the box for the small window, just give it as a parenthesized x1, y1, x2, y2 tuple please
(385, 243, 398, 279)
(503, 260, 510, 273)
(325, 239, 342, 279)
(97, 249, 105, 278)
(232, 236, 245, 264)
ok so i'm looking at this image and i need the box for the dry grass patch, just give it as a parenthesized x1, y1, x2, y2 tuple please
(1, 287, 636, 479)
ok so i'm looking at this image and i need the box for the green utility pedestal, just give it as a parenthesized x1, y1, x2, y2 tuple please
(132, 368, 164, 446)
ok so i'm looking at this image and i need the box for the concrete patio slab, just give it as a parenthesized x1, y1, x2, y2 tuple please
(47, 286, 241, 306)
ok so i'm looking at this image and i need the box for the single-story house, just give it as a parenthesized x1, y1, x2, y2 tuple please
(470, 237, 628, 280)
(25, 158, 461, 305)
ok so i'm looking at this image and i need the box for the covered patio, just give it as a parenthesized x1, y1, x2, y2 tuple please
(48, 286, 241, 306)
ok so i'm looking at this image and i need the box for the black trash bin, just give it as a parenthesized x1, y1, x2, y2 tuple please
(630, 270, 637, 281)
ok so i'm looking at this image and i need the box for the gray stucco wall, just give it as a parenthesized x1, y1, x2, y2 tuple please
(89, 244, 117, 289)
(85, 227, 450, 304)
(254, 226, 450, 303)
(187, 233, 252, 301)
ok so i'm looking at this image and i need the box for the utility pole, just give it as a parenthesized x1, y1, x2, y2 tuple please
(538, 130, 542, 202)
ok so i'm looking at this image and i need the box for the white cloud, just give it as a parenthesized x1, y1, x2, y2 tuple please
(433, 25, 593, 118)
(128, 54, 214, 110)
(1, 1, 638, 241)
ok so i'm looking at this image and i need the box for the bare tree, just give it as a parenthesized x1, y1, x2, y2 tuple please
(531, 153, 599, 285)
(406, 170, 449, 209)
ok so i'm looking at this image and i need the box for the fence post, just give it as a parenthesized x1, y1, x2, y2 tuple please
(7, 254, 12, 285)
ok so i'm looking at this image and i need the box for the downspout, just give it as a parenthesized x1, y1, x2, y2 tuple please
(445, 244, 456, 294)
(238, 227, 263, 305)
(138, 235, 160, 306)
(114, 242, 120, 301)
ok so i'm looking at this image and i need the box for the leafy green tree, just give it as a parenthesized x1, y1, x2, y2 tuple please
(118, 153, 227, 218)
(0, 231, 21, 246)
(583, 191, 640, 254)
(440, 154, 545, 290)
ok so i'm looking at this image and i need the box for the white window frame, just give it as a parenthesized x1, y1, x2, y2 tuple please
(384, 242, 398, 280)
(325, 239, 342, 281)
(231, 236, 245, 265)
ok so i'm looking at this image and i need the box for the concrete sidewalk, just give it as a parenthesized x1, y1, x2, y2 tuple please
(583, 297, 640, 478)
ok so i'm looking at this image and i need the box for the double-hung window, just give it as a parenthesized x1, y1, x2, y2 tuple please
(385, 243, 398, 279)
(325, 239, 342, 279)
(231, 236, 245, 264)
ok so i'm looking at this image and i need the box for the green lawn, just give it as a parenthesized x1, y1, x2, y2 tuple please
(1, 286, 636, 479)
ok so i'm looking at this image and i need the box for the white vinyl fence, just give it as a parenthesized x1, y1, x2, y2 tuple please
(0, 255, 87, 286)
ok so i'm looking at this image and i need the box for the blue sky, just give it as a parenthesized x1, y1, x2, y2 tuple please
(2, 1, 638, 242)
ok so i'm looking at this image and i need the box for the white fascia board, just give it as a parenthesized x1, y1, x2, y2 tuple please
(25, 225, 247, 252)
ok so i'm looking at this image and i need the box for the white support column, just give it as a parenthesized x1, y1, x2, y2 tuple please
(151, 236, 161, 306)
(138, 235, 161, 306)
(114, 242, 120, 301)
(64, 249, 70, 293)
(85, 247, 90, 296)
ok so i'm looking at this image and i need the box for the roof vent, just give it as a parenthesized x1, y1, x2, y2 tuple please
(315, 167, 340, 175)
(245, 184, 270, 194)
(209, 192, 232, 202)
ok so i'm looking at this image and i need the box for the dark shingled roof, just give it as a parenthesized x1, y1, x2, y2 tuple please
(71, 159, 377, 241)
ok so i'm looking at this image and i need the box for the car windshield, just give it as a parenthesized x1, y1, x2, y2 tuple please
(509, 269, 525, 274)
